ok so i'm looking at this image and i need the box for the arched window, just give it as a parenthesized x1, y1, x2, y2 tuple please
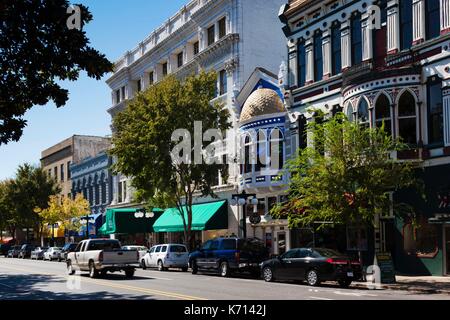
(426, 0, 440, 40)
(374, 94, 392, 135)
(397, 91, 417, 145)
(255, 130, 267, 172)
(357, 98, 370, 128)
(243, 135, 252, 174)
(400, 0, 413, 50)
(313, 30, 323, 81)
(297, 39, 306, 87)
(351, 12, 362, 65)
(346, 104, 354, 121)
(331, 21, 341, 76)
(270, 128, 284, 170)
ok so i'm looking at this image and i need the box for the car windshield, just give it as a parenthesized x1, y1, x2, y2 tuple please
(313, 248, 345, 258)
(169, 245, 187, 253)
(87, 240, 121, 252)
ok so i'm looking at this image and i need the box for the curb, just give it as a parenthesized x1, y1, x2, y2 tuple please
(352, 282, 450, 295)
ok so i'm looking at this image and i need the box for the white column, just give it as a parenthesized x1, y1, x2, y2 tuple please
(198, 27, 206, 51)
(412, 0, 426, 45)
(361, 13, 373, 61)
(305, 38, 314, 84)
(442, 0, 450, 35)
(288, 40, 298, 87)
(387, 0, 400, 54)
(443, 87, 450, 146)
(214, 20, 220, 42)
(341, 21, 351, 70)
(322, 30, 332, 79)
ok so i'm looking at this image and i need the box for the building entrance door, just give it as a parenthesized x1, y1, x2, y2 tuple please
(446, 227, 450, 275)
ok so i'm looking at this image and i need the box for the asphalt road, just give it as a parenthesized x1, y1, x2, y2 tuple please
(0, 257, 449, 300)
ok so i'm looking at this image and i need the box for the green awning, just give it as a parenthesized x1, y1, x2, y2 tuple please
(153, 200, 228, 233)
(99, 208, 164, 235)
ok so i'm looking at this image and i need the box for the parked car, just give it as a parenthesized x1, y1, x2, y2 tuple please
(18, 244, 35, 259)
(7, 245, 22, 258)
(66, 239, 139, 278)
(189, 237, 269, 277)
(260, 248, 363, 288)
(44, 247, 62, 261)
(0, 244, 12, 257)
(122, 245, 148, 262)
(141, 244, 189, 272)
(31, 247, 48, 260)
(59, 243, 78, 262)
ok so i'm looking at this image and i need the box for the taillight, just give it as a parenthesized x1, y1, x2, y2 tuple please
(99, 251, 103, 262)
(326, 258, 348, 265)
(235, 251, 240, 263)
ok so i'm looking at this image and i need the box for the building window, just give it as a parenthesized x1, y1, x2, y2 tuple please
(374, 94, 392, 135)
(331, 22, 341, 76)
(298, 115, 308, 150)
(255, 130, 267, 172)
(357, 98, 370, 128)
(403, 219, 439, 257)
(378, 0, 388, 25)
(270, 128, 284, 170)
(60, 164, 64, 182)
(400, 0, 413, 50)
(95, 183, 100, 205)
(218, 17, 226, 39)
(118, 181, 123, 203)
(313, 30, 323, 82)
(121, 86, 126, 101)
(351, 12, 362, 65)
(297, 40, 306, 87)
(54, 167, 58, 180)
(219, 70, 227, 95)
(427, 77, 443, 145)
(67, 161, 71, 179)
(207, 25, 215, 46)
(162, 62, 168, 76)
(149, 71, 154, 85)
(123, 181, 127, 203)
(346, 103, 354, 121)
(243, 135, 253, 175)
(177, 52, 183, 68)
(115, 89, 120, 104)
(102, 182, 107, 204)
(48, 169, 52, 177)
(426, 0, 440, 41)
(193, 41, 199, 55)
(397, 91, 417, 145)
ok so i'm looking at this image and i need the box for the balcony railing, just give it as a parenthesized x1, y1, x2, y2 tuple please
(342, 60, 373, 87)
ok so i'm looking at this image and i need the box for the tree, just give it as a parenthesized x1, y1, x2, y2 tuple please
(0, 179, 15, 240)
(9, 164, 60, 241)
(110, 71, 231, 250)
(0, 0, 113, 144)
(271, 113, 422, 231)
(35, 193, 89, 245)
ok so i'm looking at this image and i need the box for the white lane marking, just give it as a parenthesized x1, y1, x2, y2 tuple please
(333, 290, 378, 297)
(309, 296, 334, 300)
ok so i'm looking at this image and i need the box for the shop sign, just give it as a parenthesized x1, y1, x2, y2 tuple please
(375, 252, 396, 284)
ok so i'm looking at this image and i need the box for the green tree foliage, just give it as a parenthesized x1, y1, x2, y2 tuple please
(0, 0, 113, 144)
(8, 164, 60, 239)
(272, 113, 422, 229)
(0, 179, 15, 238)
(110, 71, 231, 249)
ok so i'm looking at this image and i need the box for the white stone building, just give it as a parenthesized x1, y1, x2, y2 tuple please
(105, 0, 286, 246)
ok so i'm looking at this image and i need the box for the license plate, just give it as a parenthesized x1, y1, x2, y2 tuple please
(347, 272, 354, 277)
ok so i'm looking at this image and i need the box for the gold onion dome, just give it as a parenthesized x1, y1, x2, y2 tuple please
(239, 88, 285, 123)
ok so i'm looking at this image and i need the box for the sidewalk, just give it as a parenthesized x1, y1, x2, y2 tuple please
(353, 276, 450, 294)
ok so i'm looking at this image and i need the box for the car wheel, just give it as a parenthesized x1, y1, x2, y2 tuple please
(125, 269, 135, 278)
(262, 267, 274, 282)
(141, 259, 147, 270)
(67, 261, 75, 275)
(58, 257, 62, 262)
(181, 267, 188, 272)
(100, 270, 108, 277)
(89, 261, 98, 278)
(306, 269, 320, 287)
(219, 261, 230, 277)
(338, 279, 352, 288)
(157, 260, 165, 272)
(191, 260, 198, 275)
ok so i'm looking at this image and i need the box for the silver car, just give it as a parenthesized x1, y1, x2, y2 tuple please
(44, 247, 62, 261)
(31, 247, 48, 260)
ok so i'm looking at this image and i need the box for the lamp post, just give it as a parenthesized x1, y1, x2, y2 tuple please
(80, 215, 95, 239)
(231, 191, 257, 239)
(135, 209, 154, 246)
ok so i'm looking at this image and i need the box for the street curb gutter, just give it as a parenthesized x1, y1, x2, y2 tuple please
(352, 282, 450, 295)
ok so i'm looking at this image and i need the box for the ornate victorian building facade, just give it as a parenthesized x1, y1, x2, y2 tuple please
(279, 0, 450, 275)
(105, 0, 286, 244)
(70, 150, 113, 234)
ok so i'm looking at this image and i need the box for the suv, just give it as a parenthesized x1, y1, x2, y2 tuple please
(141, 244, 189, 272)
(18, 244, 35, 259)
(7, 245, 22, 258)
(189, 237, 269, 277)
(59, 243, 78, 262)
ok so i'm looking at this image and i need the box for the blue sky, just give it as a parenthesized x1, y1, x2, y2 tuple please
(0, 0, 188, 180)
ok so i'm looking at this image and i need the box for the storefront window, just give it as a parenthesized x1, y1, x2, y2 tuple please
(403, 220, 439, 258)
(346, 226, 368, 251)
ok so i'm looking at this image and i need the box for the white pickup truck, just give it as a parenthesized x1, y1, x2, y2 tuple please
(66, 239, 139, 278)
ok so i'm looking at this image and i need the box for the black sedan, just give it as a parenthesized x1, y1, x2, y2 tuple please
(260, 248, 362, 288)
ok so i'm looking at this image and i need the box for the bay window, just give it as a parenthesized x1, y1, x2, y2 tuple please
(397, 91, 417, 145)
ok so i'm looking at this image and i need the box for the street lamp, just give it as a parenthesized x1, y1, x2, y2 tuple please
(80, 215, 95, 239)
(134, 208, 154, 247)
(231, 191, 257, 239)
